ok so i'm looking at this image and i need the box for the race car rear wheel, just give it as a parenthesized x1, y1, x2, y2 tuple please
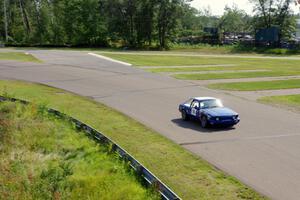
(181, 110, 189, 121)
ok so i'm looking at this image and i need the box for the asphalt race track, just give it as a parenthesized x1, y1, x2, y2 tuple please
(1, 50, 300, 200)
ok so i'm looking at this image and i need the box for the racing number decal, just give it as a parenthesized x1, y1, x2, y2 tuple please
(191, 101, 199, 117)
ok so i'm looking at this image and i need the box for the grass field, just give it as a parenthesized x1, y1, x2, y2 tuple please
(100, 53, 300, 67)
(0, 101, 157, 200)
(0, 80, 267, 200)
(173, 71, 299, 80)
(100, 53, 238, 66)
(100, 53, 300, 80)
(147, 65, 254, 73)
(100, 53, 298, 67)
(99, 53, 300, 96)
(0, 52, 40, 62)
(208, 79, 300, 91)
(259, 95, 300, 112)
(170, 44, 300, 55)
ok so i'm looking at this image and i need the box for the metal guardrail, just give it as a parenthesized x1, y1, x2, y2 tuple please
(0, 96, 181, 200)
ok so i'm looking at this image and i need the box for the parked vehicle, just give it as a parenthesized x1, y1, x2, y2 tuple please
(179, 97, 240, 128)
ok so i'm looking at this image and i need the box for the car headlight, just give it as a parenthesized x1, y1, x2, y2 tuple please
(216, 117, 220, 121)
(233, 115, 239, 120)
(206, 114, 212, 120)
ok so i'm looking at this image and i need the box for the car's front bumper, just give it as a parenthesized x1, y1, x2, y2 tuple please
(208, 118, 240, 126)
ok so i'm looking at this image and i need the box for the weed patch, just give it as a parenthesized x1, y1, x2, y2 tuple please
(0, 102, 157, 200)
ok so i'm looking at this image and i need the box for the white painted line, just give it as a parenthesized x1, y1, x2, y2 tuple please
(88, 53, 132, 66)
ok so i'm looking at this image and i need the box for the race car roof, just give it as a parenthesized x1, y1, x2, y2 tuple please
(194, 97, 217, 101)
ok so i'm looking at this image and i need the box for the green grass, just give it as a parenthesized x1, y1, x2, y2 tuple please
(173, 71, 300, 80)
(100, 53, 247, 66)
(146, 59, 299, 73)
(99, 53, 300, 68)
(147, 66, 248, 73)
(259, 95, 300, 112)
(208, 79, 300, 91)
(170, 44, 300, 55)
(0, 52, 41, 62)
(169, 44, 234, 54)
(0, 80, 267, 200)
(100, 53, 300, 81)
(0, 101, 157, 200)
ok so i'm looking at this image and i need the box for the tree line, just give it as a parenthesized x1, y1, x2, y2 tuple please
(0, 0, 192, 49)
(0, 0, 299, 48)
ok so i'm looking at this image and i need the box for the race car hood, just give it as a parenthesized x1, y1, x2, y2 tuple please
(203, 107, 238, 117)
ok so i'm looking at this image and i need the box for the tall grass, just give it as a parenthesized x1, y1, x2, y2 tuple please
(0, 102, 158, 200)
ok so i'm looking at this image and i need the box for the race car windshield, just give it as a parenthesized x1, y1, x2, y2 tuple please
(200, 99, 223, 109)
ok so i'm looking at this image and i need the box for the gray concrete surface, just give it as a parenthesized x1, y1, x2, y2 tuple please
(1, 50, 300, 200)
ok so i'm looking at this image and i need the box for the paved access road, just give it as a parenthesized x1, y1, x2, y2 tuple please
(1, 50, 300, 200)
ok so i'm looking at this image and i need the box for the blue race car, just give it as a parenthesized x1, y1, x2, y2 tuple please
(179, 97, 240, 128)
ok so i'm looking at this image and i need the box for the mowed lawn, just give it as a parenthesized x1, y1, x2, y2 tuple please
(0, 80, 267, 200)
(259, 95, 300, 112)
(208, 79, 300, 91)
(0, 102, 157, 200)
(0, 52, 41, 62)
(100, 53, 300, 80)
(100, 53, 241, 66)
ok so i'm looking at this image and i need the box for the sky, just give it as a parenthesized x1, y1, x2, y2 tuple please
(190, 0, 300, 16)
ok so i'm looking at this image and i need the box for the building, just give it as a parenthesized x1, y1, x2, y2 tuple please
(255, 27, 280, 46)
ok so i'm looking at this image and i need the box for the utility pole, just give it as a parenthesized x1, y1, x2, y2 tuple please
(3, 0, 8, 42)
